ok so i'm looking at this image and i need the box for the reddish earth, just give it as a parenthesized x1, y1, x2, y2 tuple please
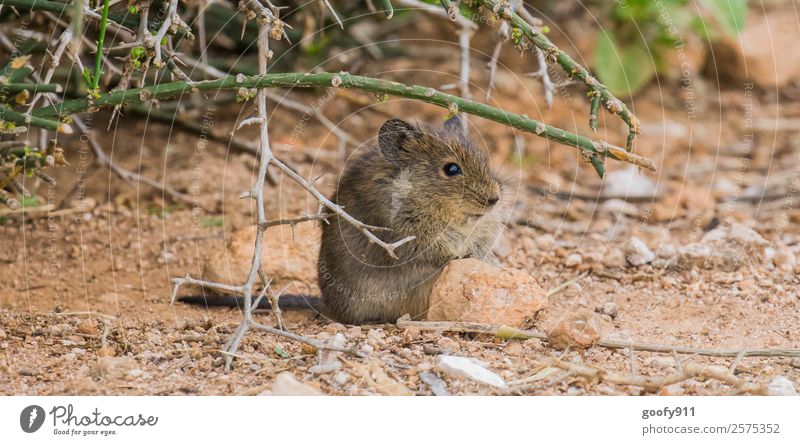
(2, 14, 800, 394)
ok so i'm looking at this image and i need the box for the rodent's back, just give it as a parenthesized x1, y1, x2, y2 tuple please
(318, 117, 506, 324)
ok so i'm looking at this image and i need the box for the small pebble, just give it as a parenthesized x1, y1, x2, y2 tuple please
(77, 322, 99, 336)
(595, 301, 619, 319)
(436, 337, 460, 354)
(503, 342, 523, 356)
(324, 323, 346, 334)
(535, 234, 555, 250)
(626, 237, 656, 266)
(565, 253, 583, 267)
(333, 371, 350, 386)
(547, 309, 602, 349)
(773, 247, 796, 271)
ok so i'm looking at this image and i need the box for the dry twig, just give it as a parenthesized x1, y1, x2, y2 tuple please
(395, 319, 800, 358)
(544, 358, 766, 394)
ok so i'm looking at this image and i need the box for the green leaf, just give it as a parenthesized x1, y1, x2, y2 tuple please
(594, 30, 655, 98)
(274, 346, 290, 358)
(82, 68, 93, 87)
(698, 0, 746, 36)
(130, 46, 146, 61)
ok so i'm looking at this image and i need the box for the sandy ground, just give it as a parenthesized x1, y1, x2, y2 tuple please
(2, 31, 800, 395)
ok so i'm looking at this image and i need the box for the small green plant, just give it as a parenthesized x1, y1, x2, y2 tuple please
(199, 217, 224, 228)
(147, 204, 181, 219)
(273, 346, 290, 358)
(20, 195, 41, 208)
(594, 0, 746, 97)
(130, 46, 146, 69)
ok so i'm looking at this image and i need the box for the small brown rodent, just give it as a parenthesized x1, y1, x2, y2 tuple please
(180, 116, 506, 325)
(318, 116, 506, 324)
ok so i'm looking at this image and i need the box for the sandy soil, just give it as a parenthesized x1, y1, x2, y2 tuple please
(1, 30, 799, 395)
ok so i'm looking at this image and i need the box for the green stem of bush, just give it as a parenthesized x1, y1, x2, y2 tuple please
(471, 0, 641, 150)
(33, 72, 655, 175)
(92, 0, 111, 91)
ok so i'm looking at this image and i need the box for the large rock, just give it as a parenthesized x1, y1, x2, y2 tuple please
(711, 6, 800, 88)
(426, 259, 546, 327)
(674, 222, 768, 271)
(202, 223, 320, 292)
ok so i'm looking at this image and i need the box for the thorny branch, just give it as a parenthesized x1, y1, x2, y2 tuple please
(472, 0, 641, 150)
(33, 72, 655, 176)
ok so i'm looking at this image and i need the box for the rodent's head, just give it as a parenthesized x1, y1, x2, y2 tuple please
(377, 116, 503, 225)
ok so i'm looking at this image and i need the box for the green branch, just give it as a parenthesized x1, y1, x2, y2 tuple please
(91, 0, 111, 91)
(33, 73, 654, 175)
(0, 106, 71, 133)
(0, 0, 186, 37)
(471, 0, 641, 150)
(0, 83, 62, 94)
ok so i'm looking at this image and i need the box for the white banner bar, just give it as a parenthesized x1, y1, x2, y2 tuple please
(1, 396, 797, 444)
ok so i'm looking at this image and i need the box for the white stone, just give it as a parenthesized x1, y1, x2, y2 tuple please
(702, 223, 767, 246)
(602, 166, 657, 198)
(767, 376, 797, 396)
(438, 355, 507, 388)
(565, 253, 583, 267)
(626, 237, 656, 266)
(333, 371, 350, 386)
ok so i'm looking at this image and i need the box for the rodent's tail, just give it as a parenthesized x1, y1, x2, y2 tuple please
(178, 294, 325, 313)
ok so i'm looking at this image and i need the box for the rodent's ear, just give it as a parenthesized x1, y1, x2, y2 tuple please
(443, 113, 467, 137)
(378, 119, 416, 159)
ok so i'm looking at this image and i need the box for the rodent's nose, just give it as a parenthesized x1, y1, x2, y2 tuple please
(487, 196, 499, 206)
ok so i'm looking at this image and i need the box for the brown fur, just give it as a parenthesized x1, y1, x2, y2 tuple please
(318, 117, 507, 324)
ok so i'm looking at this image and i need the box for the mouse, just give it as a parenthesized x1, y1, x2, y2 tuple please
(180, 115, 507, 325)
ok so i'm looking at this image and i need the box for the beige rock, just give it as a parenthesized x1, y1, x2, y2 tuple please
(203, 223, 320, 293)
(90, 357, 139, 380)
(77, 321, 99, 336)
(436, 337, 460, 354)
(426, 259, 546, 327)
(266, 372, 323, 396)
(547, 309, 602, 350)
(711, 6, 800, 88)
(601, 248, 625, 268)
(773, 247, 796, 272)
(97, 346, 117, 357)
(674, 223, 768, 271)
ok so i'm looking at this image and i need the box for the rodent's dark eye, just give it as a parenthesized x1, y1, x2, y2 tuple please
(443, 163, 462, 177)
